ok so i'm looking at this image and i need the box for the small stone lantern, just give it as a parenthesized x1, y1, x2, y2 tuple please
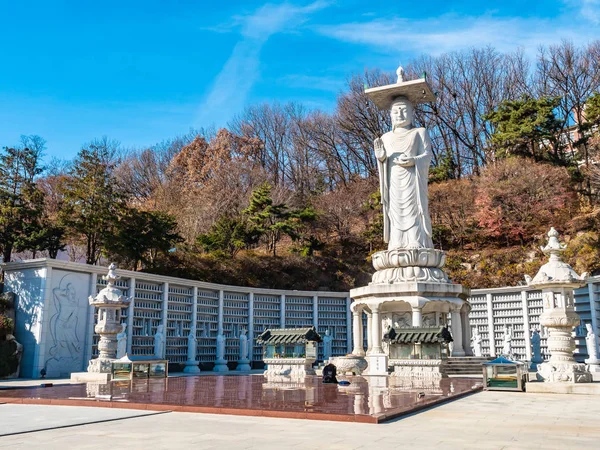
(525, 228, 592, 383)
(87, 264, 131, 374)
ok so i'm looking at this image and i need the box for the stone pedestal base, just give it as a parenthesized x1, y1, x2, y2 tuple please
(365, 354, 388, 375)
(389, 359, 447, 378)
(585, 359, 600, 372)
(183, 361, 201, 374)
(70, 372, 112, 383)
(87, 358, 114, 374)
(389, 376, 443, 391)
(537, 362, 592, 383)
(263, 358, 315, 380)
(236, 358, 252, 371)
(213, 359, 229, 372)
(329, 355, 368, 375)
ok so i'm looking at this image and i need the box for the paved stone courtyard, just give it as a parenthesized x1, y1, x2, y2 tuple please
(1, 391, 597, 449)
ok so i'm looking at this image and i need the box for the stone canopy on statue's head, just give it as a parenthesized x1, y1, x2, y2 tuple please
(365, 78, 436, 110)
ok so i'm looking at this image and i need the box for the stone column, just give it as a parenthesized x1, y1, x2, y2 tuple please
(521, 290, 532, 361)
(214, 290, 228, 372)
(346, 297, 353, 354)
(371, 306, 383, 354)
(587, 282, 600, 360)
(366, 312, 373, 354)
(126, 277, 135, 355)
(486, 293, 496, 357)
(248, 292, 254, 363)
(280, 294, 286, 328)
(450, 310, 465, 356)
(217, 290, 224, 336)
(183, 286, 200, 373)
(412, 307, 422, 327)
(461, 306, 472, 356)
(352, 309, 365, 356)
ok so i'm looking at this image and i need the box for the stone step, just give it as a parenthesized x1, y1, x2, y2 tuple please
(447, 357, 492, 362)
(444, 357, 489, 375)
(446, 366, 486, 370)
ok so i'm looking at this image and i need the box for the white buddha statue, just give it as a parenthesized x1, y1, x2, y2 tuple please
(585, 323, 599, 364)
(502, 324, 512, 357)
(471, 327, 482, 357)
(187, 325, 198, 362)
(116, 323, 127, 359)
(239, 328, 248, 360)
(374, 96, 433, 250)
(216, 331, 225, 361)
(154, 325, 166, 359)
(323, 329, 333, 362)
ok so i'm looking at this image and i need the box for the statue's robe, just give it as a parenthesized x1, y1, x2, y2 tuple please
(377, 127, 433, 250)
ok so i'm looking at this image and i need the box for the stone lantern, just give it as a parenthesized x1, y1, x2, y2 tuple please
(525, 228, 592, 383)
(87, 264, 131, 374)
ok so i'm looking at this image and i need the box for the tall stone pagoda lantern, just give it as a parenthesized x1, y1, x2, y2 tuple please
(87, 264, 131, 374)
(525, 228, 592, 383)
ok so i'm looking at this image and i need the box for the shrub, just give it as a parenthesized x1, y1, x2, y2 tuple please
(0, 340, 18, 378)
(0, 315, 14, 337)
(0, 295, 12, 314)
(474, 158, 575, 246)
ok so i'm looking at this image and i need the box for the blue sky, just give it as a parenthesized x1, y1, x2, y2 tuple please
(1, 0, 599, 160)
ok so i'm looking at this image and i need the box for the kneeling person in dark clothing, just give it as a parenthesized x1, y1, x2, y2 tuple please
(322, 363, 338, 384)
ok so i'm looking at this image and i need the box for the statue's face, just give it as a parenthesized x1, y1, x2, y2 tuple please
(390, 99, 414, 128)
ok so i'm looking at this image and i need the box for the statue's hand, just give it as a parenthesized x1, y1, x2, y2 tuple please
(393, 155, 415, 167)
(374, 138, 386, 161)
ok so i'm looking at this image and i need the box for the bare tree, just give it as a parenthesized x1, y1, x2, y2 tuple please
(408, 48, 530, 176)
(536, 40, 600, 166)
(335, 69, 393, 178)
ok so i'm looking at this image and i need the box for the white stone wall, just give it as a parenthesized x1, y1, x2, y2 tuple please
(43, 270, 92, 377)
(4, 258, 600, 378)
(468, 283, 600, 362)
(3, 259, 351, 377)
(5, 267, 48, 378)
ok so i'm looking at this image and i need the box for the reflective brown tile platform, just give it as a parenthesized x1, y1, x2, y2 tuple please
(0, 375, 482, 424)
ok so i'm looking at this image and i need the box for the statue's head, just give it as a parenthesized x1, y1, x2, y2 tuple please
(390, 97, 414, 129)
(586, 323, 593, 332)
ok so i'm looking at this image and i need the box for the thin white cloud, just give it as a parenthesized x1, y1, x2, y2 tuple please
(278, 74, 342, 92)
(316, 14, 598, 58)
(581, 0, 600, 24)
(197, 1, 330, 127)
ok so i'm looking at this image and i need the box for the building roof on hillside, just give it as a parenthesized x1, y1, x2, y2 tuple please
(256, 327, 322, 345)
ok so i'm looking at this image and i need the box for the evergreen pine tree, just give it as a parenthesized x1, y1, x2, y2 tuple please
(59, 140, 123, 264)
(484, 96, 563, 162)
(0, 143, 46, 262)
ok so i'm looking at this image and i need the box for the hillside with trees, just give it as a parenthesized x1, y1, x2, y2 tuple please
(2, 40, 600, 290)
